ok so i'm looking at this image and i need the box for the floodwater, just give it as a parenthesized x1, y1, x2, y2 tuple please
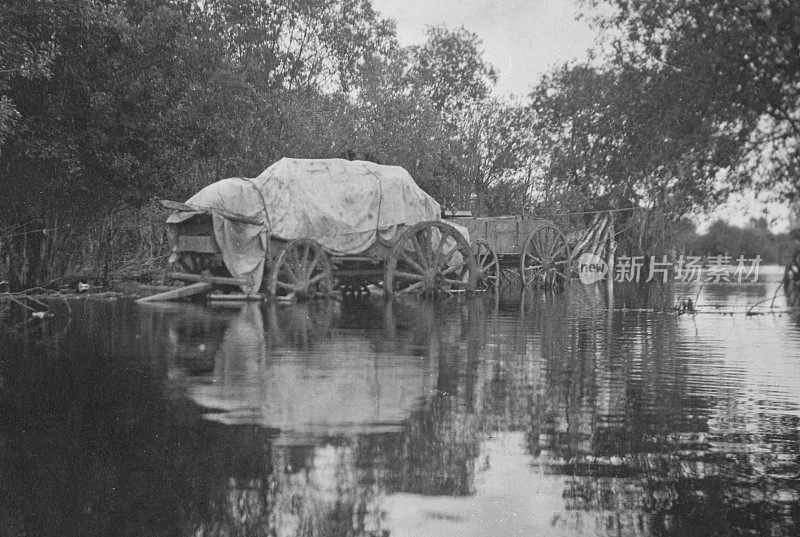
(1, 280, 799, 537)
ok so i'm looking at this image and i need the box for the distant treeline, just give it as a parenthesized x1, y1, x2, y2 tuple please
(680, 219, 799, 265)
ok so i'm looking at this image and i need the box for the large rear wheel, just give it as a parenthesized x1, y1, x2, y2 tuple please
(384, 221, 476, 298)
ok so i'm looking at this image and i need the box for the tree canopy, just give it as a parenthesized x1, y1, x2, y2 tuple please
(582, 0, 800, 200)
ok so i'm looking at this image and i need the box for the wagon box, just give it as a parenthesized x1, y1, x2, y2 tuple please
(164, 158, 476, 299)
(443, 215, 571, 290)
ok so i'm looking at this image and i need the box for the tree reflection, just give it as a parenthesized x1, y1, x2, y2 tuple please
(519, 285, 800, 537)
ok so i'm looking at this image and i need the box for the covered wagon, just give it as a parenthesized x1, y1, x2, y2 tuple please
(164, 158, 476, 299)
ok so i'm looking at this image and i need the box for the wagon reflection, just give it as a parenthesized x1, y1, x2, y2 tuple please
(158, 301, 439, 443)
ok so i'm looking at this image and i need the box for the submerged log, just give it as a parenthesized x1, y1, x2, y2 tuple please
(207, 293, 264, 301)
(167, 272, 250, 287)
(136, 282, 213, 303)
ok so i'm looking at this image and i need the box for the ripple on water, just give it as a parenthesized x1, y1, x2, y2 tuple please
(0, 283, 798, 536)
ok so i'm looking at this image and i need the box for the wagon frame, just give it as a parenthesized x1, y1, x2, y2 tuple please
(165, 207, 477, 300)
(444, 214, 572, 291)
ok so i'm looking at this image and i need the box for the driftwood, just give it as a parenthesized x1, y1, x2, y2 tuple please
(135, 282, 213, 303)
(167, 272, 250, 287)
(138, 284, 180, 293)
(207, 293, 264, 301)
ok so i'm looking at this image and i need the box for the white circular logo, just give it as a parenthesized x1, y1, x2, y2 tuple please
(577, 253, 608, 284)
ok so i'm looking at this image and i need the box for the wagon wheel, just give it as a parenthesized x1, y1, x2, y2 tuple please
(385, 221, 477, 298)
(268, 238, 333, 300)
(784, 250, 800, 307)
(520, 222, 571, 289)
(473, 239, 500, 292)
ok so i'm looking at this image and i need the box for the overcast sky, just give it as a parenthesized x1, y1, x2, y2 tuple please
(371, 0, 596, 97)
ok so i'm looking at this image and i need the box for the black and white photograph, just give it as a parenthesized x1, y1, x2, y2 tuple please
(2, 0, 800, 535)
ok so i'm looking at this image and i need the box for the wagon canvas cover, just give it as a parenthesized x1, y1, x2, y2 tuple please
(167, 158, 441, 292)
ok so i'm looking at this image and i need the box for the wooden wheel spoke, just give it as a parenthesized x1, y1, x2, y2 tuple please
(441, 261, 466, 276)
(289, 245, 301, 264)
(308, 272, 327, 285)
(282, 261, 299, 282)
(400, 252, 425, 274)
(479, 262, 497, 274)
(276, 280, 298, 290)
(410, 234, 429, 269)
(523, 260, 541, 270)
(479, 250, 494, 267)
(301, 243, 310, 268)
(306, 255, 319, 275)
(442, 277, 467, 286)
(395, 270, 424, 281)
(532, 233, 546, 258)
(548, 229, 559, 257)
(397, 281, 425, 295)
(440, 245, 460, 269)
(433, 232, 447, 267)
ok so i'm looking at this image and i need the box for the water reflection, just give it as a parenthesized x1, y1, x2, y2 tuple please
(183, 302, 438, 440)
(1, 283, 799, 536)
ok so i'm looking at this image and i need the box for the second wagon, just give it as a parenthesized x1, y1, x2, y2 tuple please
(444, 214, 571, 291)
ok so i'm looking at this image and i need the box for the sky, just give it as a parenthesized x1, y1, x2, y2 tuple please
(370, 0, 792, 233)
(371, 0, 596, 97)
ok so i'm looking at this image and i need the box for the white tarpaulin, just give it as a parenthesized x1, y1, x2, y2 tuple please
(167, 158, 445, 292)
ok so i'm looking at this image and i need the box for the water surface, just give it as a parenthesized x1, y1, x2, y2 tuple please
(1, 282, 799, 536)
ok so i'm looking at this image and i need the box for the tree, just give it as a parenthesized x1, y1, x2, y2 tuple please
(582, 0, 800, 200)
(200, 0, 396, 93)
(407, 26, 497, 111)
(404, 26, 537, 212)
(525, 55, 751, 256)
(0, 0, 213, 287)
(444, 98, 535, 213)
(0, 0, 61, 148)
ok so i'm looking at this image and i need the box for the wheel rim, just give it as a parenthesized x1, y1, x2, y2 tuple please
(385, 221, 477, 297)
(473, 239, 499, 292)
(268, 239, 333, 299)
(520, 222, 570, 289)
